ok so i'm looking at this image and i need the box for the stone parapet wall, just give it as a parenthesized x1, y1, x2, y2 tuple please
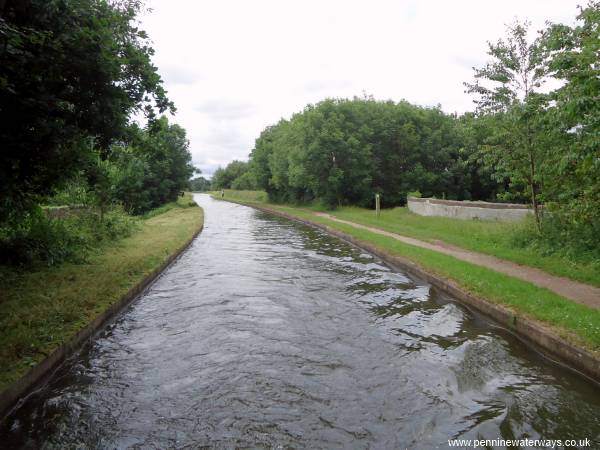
(407, 197, 531, 222)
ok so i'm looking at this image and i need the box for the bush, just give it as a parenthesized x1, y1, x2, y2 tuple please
(510, 206, 600, 263)
(44, 176, 93, 207)
(0, 206, 137, 267)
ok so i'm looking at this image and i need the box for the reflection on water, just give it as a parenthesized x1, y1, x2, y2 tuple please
(1, 194, 599, 449)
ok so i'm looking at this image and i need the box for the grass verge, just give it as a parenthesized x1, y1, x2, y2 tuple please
(328, 206, 600, 287)
(213, 191, 600, 355)
(0, 193, 203, 391)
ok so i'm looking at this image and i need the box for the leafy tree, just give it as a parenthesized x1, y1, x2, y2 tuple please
(456, 113, 511, 201)
(87, 155, 121, 222)
(109, 145, 152, 214)
(0, 0, 173, 223)
(465, 20, 549, 227)
(247, 97, 499, 208)
(211, 160, 251, 190)
(539, 1, 600, 252)
(156, 118, 194, 200)
(248, 124, 279, 194)
(75, 118, 194, 215)
(130, 117, 195, 210)
(189, 176, 211, 192)
(231, 172, 257, 190)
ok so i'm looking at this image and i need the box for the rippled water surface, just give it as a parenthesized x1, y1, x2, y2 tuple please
(2, 194, 600, 449)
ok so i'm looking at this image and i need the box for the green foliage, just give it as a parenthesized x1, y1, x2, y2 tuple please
(465, 20, 549, 226)
(110, 118, 195, 214)
(87, 154, 122, 220)
(0, 0, 173, 223)
(189, 176, 211, 192)
(211, 160, 254, 190)
(462, 4, 600, 256)
(0, 205, 136, 267)
(4, 114, 195, 268)
(231, 171, 258, 190)
(538, 1, 600, 254)
(248, 97, 499, 208)
(43, 176, 94, 207)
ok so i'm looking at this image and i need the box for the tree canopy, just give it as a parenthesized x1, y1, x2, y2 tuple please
(108, 117, 195, 214)
(0, 0, 173, 222)
(465, 20, 549, 226)
(246, 97, 500, 208)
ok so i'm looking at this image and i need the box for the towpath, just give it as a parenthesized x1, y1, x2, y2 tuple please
(315, 212, 600, 309)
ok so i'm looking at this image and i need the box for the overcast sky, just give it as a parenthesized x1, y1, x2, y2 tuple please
(140, 0, 580, 178)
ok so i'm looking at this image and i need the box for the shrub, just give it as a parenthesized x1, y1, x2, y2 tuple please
(0, 206, 137, 267)
(510, 206, 600, 263)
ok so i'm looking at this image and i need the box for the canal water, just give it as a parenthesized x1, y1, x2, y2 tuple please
(1, 194, 599, 449)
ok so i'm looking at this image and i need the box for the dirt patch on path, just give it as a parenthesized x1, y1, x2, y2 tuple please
(315, 212, 600, 309)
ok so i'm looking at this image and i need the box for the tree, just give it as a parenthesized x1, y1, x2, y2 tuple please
(247, 97, 500, 208)
(465, 20, 548, 227)
(87, 155, 121, 222)
(108, 144, 152, 214)
(189, 176, 211, 192)
(231, 172, 257, 190)
(211, 160, 251, 190)
(0, 0, 174, 223)
(539, 1, 600, 250)
(456, 113, 512, 201)
(135, 117, 195, 209)
(83, 118, 194, 215)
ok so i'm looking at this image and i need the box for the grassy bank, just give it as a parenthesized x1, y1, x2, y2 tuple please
(213, 190, 600, 354)
(0, 194, 203, 391)
(329, 207, 600, 287)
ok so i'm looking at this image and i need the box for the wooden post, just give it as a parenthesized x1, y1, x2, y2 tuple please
(375, 193, 381, 218)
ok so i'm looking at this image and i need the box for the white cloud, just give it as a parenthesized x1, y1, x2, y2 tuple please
(194, 100, 256, 121)
(141, 0, 580, 177)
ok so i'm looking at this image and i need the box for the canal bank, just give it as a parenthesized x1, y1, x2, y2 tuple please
(1, 194, 599, 448)
(214, 195, 600, 384)
(0, 195, 204, 419)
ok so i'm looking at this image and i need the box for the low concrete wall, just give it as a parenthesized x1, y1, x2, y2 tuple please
(407, 197, 532, 222)
(44, 205, 88, 219)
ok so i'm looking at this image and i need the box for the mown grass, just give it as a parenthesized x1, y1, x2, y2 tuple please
(0, 193, 203, 391)
(209, 189, 269, 203)
(142, 193, 199, 218)
(215, 190, 600, 287)
(213, 190, 600, 354)
(329, 206, 600, 287)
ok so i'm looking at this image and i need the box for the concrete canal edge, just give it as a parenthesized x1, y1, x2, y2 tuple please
(231, 200, 600, 384)
(0, 220, 204, 420)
